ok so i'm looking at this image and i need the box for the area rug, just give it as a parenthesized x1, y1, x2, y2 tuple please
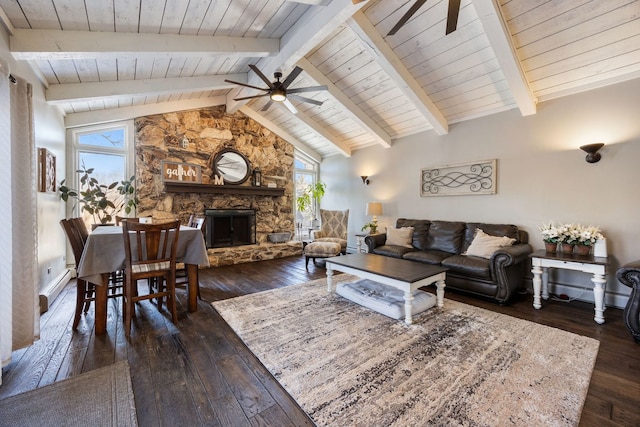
(213, 276, 600, 426)
(0, 360, 137, 427)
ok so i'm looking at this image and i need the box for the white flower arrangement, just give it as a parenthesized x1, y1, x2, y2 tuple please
(540, 222, 603, 246)
(576, 225, 604, 246)
(539, 222, 560, 243)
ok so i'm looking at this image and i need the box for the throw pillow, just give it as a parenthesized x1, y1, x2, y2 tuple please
(464, 229, 516, 259)
(385, 226, 414, 248)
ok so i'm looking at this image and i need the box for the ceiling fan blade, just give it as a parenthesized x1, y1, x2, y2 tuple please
(261, 100, 274, 112)
(288, 94, 324, 106)
(233, 94, 270, 101)
(249, 64, 275, 89)
(387, 0, 428, 36)
(352, 0, 367, 3)
(281, 66, 303, 89)
(445, 0, 461, 35)
(287, 85, 328, 94)
(283, 99, 298, 114)
(224, 79, 269, 92)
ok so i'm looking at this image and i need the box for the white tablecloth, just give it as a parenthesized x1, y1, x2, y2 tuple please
(77, 225, 210, 286)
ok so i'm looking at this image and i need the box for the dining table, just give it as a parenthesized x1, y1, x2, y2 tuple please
(76, 224, 210, 335)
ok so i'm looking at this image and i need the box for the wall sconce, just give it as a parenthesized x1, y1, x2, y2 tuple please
(366, 202, 383, 228)
(361, 175, 370, 185)
(180, 136, 190, 149)
(580, 143, 604, 163)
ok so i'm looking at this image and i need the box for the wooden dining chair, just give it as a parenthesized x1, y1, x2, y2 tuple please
(122, 220, 180, 337)
(176, 216, 205, 298)
(60, 218, 123, 330)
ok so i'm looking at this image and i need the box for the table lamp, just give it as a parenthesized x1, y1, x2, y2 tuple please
(366, 202, 383, 229)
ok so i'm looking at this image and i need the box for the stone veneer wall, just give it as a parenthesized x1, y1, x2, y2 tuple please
(134, 106, 302, 266)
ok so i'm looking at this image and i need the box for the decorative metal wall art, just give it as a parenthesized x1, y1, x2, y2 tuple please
(421, 159, 496, 197)
(37, 148, 56, 192)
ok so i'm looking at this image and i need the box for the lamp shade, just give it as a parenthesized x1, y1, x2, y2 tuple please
(366, 202, 383, 216)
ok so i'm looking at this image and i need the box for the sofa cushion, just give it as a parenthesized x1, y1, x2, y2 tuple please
(464, 229, 516, 259)
(462, 223, 520, 253)
(424, 221, 466, 254)
(385, 226, 414, 248)
(441, 255, 491, 279)
(372, 245, 415, 258)
(402, 250, 451, 265)
(396, 219, 430, 250)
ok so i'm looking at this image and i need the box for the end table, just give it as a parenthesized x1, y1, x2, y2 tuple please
(530, 249, 610, 324)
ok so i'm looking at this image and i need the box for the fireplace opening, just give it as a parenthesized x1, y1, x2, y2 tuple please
(205, 209, 256, 248)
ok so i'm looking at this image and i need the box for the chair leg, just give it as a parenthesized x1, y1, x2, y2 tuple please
(124, 278, 134, 337)
(83, 283, 93, 313)
(73, 279, 87, 330)
(166, 274, 178, 324)
(305, 256, 310, 269)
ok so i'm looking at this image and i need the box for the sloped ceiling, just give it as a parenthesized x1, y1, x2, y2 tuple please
(1, 0, 639, 160)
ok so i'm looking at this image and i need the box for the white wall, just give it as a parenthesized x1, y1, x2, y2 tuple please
(1, 27, 67, 296)
(321, 77, 640, 309)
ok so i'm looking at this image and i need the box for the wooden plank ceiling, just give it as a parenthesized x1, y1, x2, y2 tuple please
(1, 0, 639, 159)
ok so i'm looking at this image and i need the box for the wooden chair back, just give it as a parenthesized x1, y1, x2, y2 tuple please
(60, 218, 85, 265)
(121, 220, 181, 336)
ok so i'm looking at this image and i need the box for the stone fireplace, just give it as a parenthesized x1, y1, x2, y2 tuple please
(134, 106, 302, 266)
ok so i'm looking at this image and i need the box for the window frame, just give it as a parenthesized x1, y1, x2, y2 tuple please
(66, 120, 135, 219)
(294, 150, 320, 238)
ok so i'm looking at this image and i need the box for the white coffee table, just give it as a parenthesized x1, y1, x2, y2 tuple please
(326, 253, 447, 325)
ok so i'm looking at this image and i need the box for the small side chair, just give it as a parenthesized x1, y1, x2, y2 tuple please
(122, 220, 180, 337)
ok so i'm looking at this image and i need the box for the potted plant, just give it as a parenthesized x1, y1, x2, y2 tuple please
(296, 181, 326, 228)
(575, 225, 603, 255)
(59, 163, 138, 225)
(361, 222, 378, 234)
(539, 222, 559, 252)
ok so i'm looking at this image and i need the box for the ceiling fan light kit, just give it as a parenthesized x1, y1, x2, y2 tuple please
(226, 65, 327, 114)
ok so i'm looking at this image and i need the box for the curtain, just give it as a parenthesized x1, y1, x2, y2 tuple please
(0, 71, 39, 385)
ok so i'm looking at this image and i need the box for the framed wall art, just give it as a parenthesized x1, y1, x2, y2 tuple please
(421, 159, 496, 197)
(161, 160, 202, 183)
(38, 148, 56, 193)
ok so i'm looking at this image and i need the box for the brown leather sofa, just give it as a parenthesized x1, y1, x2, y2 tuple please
(365, 219, 532, 304)
(616, 260, 640, 343)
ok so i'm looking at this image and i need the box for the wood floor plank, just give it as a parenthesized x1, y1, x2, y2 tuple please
(1, 255, 637, 426)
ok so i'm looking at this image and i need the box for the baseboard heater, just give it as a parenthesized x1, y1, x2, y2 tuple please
(39, 268, 72, 314)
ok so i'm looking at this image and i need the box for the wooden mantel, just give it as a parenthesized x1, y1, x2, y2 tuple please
(165, 182, 285, 196)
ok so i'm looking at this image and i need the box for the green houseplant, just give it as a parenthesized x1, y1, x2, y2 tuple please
(296, 181, 326, 227)
(59, 163, 138, 225)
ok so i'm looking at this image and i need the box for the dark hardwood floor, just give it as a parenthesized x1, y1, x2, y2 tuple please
(1, 255, 638, 426)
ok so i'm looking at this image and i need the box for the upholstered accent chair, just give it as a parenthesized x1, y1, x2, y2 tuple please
(312, 209, 349, 254)
(616, 260, 640, 343)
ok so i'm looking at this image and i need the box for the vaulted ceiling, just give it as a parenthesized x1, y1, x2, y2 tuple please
(1, 0, 639, 160)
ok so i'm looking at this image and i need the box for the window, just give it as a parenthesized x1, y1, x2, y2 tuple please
(294, 151, 319, 239)
(69, 122, 135, 226)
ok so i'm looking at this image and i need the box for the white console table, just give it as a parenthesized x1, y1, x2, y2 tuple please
(530, 249, 610, 324)
(355, 232, 381, 253)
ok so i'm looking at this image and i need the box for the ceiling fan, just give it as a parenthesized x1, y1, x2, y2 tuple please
(225, 65, 328, 114)
(352, 0, 461, 37)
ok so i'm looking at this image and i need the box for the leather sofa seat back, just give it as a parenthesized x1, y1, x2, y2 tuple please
(396, 218, 430, 250)
(424, 221, 466, 254)
(462, 223, 520, 253)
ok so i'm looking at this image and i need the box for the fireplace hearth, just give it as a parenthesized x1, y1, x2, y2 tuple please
(205, 209, 256, 248)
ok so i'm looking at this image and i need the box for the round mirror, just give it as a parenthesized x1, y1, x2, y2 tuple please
(212, 149, 251, 184)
